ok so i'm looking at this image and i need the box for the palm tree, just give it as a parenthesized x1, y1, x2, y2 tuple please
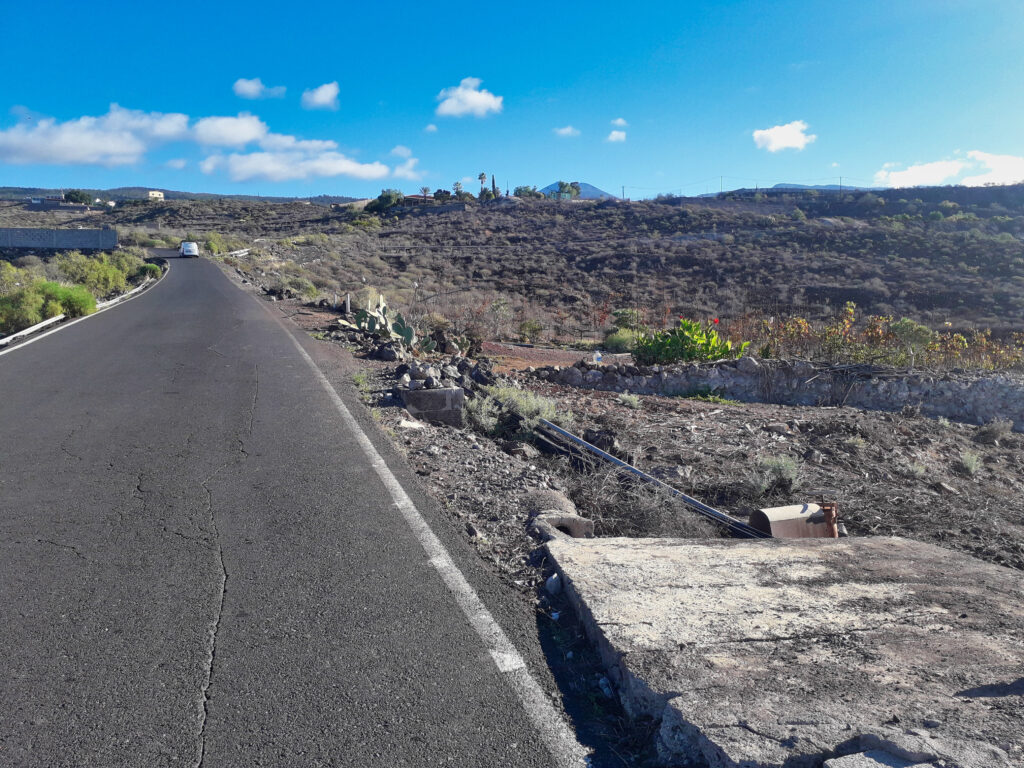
(478, 172, 487, 193)
(419, 186, 431, 202)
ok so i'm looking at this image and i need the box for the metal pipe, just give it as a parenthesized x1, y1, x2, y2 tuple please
(538, 419, 770, 539)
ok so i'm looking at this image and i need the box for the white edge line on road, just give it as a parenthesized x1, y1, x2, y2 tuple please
(278, 325, 588, 768)
(0, 263, 169, 360)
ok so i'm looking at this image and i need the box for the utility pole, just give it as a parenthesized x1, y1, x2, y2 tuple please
(621, 185, 625, 201)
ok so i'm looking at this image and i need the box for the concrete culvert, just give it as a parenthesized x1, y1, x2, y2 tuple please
(522, 489, 578, 517)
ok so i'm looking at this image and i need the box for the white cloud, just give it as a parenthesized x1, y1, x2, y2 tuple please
(301, 81, 339, 110)
(831, 162, 839, 168)
(611, 117, 628, 127)
(390, 145, 413, 158)
(435, 77, 503, 117)
(873, 159, 967, 188)
(607, 130, 626, 142)
(554, 125, 580, 137)
(165, 158, 187, 169)
(424, 123, 438, 133)
(0, 104, 188, 166)
(202, 150, 388, 182)
(233, 77, 286, 99)
(199, 155, 223, 174)
(752, 120, 816, 152)
(961, 151, 1024, 186)
(193, 113, 268, 147)
(392, 157, 422, 181)
(259, 132, 336, 152)
(872, 151, 1024, 188)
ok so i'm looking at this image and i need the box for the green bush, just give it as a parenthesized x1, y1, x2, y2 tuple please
(204, 231, 247, 254)
(108, 248, 145, 276)
(137, 263, 162, 280)
(36, 281, 98, 318)
(285, 276, 318, 299)
(603, 328, 639, 352)
(365, 189, 404, 213)
(55, 285, 97, 317)
(633, 318, 749, 365)
(56, 251, 128, 297)
(0, 285, 45, 331)
(518, 318, 544, 342)
(42, 299, 63, 318)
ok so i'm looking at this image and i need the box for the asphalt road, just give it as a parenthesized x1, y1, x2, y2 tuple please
(0, 254, 574, 767)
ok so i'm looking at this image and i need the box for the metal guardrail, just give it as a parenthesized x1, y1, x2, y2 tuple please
(0, 313, 65, 347)
(538, 419, 771, 539)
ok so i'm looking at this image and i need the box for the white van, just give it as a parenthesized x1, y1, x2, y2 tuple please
(179, 241, 200, 258)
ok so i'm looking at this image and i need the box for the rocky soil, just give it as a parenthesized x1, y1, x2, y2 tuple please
(281, 297, 1024, 578)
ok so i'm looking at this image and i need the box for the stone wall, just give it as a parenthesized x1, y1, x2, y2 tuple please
(537, 357, 1024, 432)
(0, 228, 118, 250)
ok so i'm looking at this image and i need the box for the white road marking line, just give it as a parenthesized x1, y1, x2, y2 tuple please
(277, 323, 588, 767)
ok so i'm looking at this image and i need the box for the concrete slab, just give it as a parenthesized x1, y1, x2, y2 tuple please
(823, 750, 926, 768)
(546, 536, 1024, 768)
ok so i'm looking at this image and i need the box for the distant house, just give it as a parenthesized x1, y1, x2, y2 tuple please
(25, 194, 87, 212)
(147, 190, 165, 202)
(402, 194, 433, 205)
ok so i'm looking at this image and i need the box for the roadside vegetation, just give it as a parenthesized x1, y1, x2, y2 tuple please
(0, 247, 160, 336)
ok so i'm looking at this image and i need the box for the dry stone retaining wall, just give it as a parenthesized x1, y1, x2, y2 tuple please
(537, 357, 1024, 432)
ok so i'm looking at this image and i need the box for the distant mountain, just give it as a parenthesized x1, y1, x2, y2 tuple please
(0, 186, 357, 205)
(696, 182, 878, 198)
(772, 183, 878, 192)
(539, 182, 618, 200)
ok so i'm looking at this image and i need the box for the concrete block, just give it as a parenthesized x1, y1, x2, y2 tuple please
(398, 386, 465, 427)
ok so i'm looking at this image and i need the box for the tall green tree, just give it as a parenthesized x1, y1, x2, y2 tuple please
(64, 190, 92, 205)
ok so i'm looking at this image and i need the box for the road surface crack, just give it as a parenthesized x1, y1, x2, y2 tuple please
(59, 425, 84, 462)
(237, 364, 259, 458)
(248, 364, 259, 436)
(195, 463, 231, 768)
(36, 538, 87, 561)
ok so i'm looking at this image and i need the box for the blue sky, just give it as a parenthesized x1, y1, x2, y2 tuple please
(1, 0, 1022, 198)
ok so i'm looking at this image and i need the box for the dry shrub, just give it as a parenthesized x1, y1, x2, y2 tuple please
(562, 465, 720, 539)
(973, 419, 1013, 445)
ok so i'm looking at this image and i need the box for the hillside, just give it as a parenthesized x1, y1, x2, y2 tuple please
(4, 184, 1024, 338)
